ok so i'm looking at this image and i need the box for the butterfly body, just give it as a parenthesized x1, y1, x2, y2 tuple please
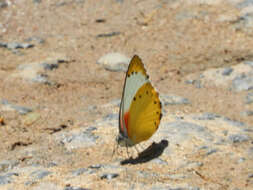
(117, 55, 162, 147)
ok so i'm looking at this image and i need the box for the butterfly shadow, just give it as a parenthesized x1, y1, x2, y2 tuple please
(120, 139, 169, 165)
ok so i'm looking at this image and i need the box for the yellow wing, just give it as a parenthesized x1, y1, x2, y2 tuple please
(126, 55, 148, 77)
(127, 82, 162, 145)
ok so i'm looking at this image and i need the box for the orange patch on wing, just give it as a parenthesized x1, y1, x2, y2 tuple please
(123, 112, 130, 136)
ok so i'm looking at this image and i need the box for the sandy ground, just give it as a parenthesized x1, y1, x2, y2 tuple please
(0, 0, 253, 189)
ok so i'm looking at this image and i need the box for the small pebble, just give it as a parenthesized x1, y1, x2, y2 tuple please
(100, 173, 119, 180)
(229, 134, 249, 143)
(240, 110, 253, 117)
(97, 53, 130, 72)
(222, 67, 233, 76)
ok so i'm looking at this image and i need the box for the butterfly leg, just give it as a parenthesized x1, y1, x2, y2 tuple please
(134, 145, 140, 156)
(112, 141, 119, 158)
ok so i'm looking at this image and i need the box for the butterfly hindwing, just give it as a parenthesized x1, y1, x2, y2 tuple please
(127, 82, 162, 144)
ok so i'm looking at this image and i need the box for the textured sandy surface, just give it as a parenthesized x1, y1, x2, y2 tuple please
(0, 0, 253, 189)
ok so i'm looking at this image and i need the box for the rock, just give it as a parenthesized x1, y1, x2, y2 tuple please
(237, 157, 246, 163)
(229, 134, 250, 143)
(88, 164, 103, 169)
(193, 112, 221, 120)
(31, 182, 61, 190)
(0, 160, 18, 172)
(183, 161, 203, 170)
(71, 168, 88, 176)
(237, 0, 253, 9)
(12, 56, 68, 84)
(185, 79, 202, 88)
(97, 53, 130, 72)
(0, 172, 18, 185)
(25, 36, 45, 44)
(175, 10, 199, 20)
(0, 0, 7, 8)
(244, 61, 253, 67)
(0, 175, 11, 185)
(240, 110, 253, 116)
(96, 32, 121, 38)
(64, 186, 90, 190)
(0, 41, 7, 47)
(31, 74, 49, 83)
(6, 42, 34, 49)
(100, 173, 119, 180)
(1, 99, 33, 115)
(232, 73, 253, 91)
(223, 117, 245, 128)
(56, 127, 98, 150)
(233, 13, 253, 32)
(151, 158, 168, 165)
(103, 113, 118, 121)
(41, 62, 59, 70)
(206, 148, 218, 156)
(47, 162, 58, 168)
(245, 92, 253, 104)
(160, 94, 190, 106)
(151, 186, 200, 190)
(30, 170, 51, 180)
(222, 67, 233, 76)
(33, 0, 41, 3)
(22, 112, 41, 126)
(158, 121, 214, 145)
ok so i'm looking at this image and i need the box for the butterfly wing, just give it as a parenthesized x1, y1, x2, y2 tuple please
(119, 55, 149, 141)
(118, 55, 162, 146)
(127, 82, 162, 144)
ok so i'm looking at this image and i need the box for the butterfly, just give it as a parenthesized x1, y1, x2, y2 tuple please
(117, 55, 162, 147)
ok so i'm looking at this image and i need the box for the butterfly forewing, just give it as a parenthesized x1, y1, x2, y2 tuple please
(119, 55, 149, 137)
